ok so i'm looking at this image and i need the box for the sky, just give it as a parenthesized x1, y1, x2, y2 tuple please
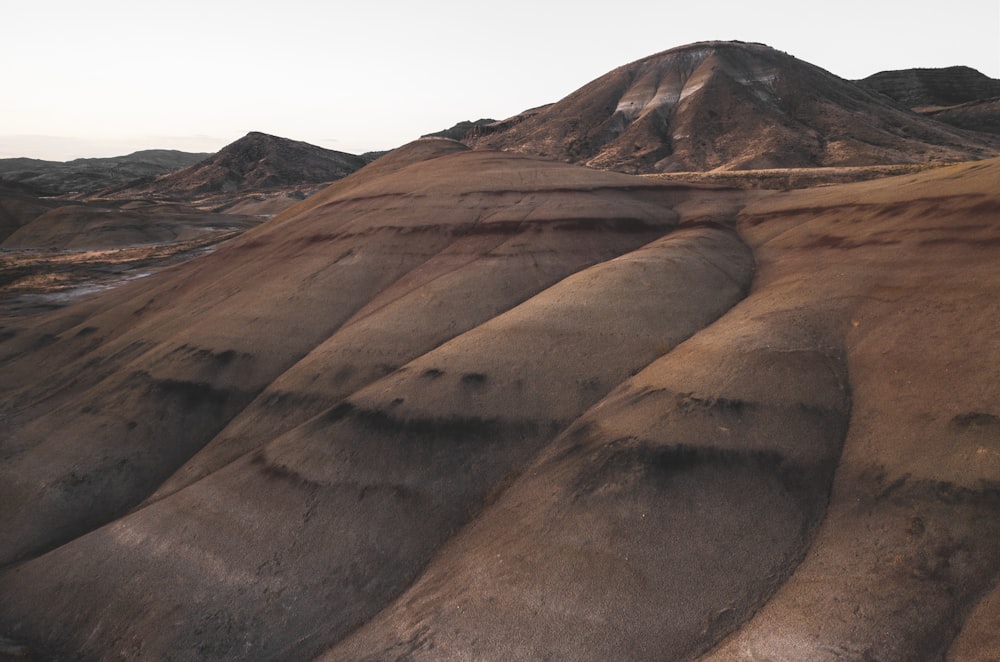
(2, 0, 999, 161)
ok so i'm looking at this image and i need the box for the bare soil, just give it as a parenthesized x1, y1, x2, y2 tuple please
(0, 140, 998, 660)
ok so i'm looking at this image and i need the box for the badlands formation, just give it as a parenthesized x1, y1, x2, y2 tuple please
(1, 42, 999, 660)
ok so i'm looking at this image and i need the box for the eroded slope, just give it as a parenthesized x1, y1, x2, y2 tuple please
(0, 139, 698, 567)
(325, 160, 1000, 661)
(1, 148, 998, 661)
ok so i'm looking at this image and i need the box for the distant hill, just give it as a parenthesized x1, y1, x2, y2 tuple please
(466, 41, 1000, 173)
(858, 66, 1000, 109)
(0, 150, 209, 196)
(99, 132, 369, 207)
(858, 66, 1000, 136)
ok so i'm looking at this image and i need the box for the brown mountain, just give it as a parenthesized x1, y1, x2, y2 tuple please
(1, 134, 998, 659)
(0, 150, 209, 197)
(858, 65, 1000, 109)
(466, 41, 1000, 172)
(99, 131, 370, 208)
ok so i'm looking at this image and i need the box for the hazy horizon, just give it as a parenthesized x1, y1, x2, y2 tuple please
(4, 0, 999, 161)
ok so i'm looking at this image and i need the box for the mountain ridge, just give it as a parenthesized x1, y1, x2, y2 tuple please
(0, 149, 209, 196)
(94, 131, 370, 205)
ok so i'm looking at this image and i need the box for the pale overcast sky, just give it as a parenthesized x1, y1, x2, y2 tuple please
(2, 0, 998, 160)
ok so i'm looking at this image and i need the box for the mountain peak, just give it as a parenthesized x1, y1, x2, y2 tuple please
(102, 132, 369, 202)
(467, 41, 999, 172)
(646, 39, 776, 58)
(214, 131, 340, 166)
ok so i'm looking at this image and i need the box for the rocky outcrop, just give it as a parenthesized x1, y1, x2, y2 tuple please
(422, 118, 497, 141)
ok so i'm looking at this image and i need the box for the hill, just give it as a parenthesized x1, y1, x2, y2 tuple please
(858, 65, 1000, 109)
(0, 150, 209, 196)
(0, 134, 369, 314)
(858, 66, 1000, 137)
(97, 132, 370, 209)
(0, 136, 998, 659)
(466, 41, 999, 173)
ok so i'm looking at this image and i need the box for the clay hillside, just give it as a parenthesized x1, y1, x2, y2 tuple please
(1, 132, 999, 659)
(96, 132, 370, 211)
(3, 38, 1000, 660)
(0, 150, 208, 197)
(465, 41, 1000, 172)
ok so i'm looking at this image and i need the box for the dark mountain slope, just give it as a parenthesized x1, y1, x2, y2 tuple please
(858, 65, 1000, 109)
(1, 204, 259, 250)
(857, 66, 1000, 137)
(923, 97, 1000, 135)
(0, 187, 61, 242)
